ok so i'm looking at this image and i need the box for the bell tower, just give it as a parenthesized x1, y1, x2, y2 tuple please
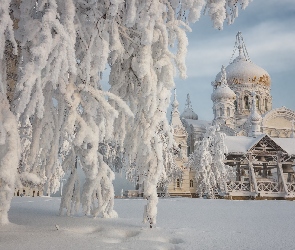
(170, 89, 188, 160)
(211, 65, 236, 128)
(213, 32, 272, 127)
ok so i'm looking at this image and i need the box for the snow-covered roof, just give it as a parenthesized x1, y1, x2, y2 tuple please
(212, 65, 236, 101)
(261, 106, 295, 128)
(181, 108, 198, 120)
(225, 134, 295, 155)
(215, 55, 271, 87)
(181, 93, 198, 120)
(250, 109, 261, 122)
(184, 118, 211, 129)
(211, 84, 236, 101)
(225, 135, 264, 154)
(272, 138, 295, 155)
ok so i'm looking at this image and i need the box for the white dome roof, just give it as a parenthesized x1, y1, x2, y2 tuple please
(211, 84, 236, 101)
(250, 110, 261, 122)
(215, 55, 271, 87)
(181, 108, 198, 120)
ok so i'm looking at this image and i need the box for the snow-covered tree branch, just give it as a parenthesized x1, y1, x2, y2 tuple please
(0, 93, 20, 224)
(0, 0, 252, 225)
(188, 125, 230, 198)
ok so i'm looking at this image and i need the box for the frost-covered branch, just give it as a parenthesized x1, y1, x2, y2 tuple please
(0, 0, 252, 225)
(0, 94, 20, 224)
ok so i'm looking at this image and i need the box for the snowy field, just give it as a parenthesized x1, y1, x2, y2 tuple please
(1, 197, 295, 250)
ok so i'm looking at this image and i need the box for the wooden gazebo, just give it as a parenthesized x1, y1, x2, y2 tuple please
(224, 134, 295, 199)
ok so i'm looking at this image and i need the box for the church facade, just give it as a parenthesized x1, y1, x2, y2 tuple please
(168, 32, 295, 199)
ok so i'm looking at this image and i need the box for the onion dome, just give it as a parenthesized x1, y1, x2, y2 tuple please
(212, 66, 236, 101)
(181, 94, 198, 120)
(215, 32, 271, 87)
(181, 108, 198, 120)
(211, 85, 236, 101)
(172, 96, 179, 109)
(250, 109, 261, 122)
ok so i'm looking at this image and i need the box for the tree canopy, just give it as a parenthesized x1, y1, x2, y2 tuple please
(0, 0, 251, 225)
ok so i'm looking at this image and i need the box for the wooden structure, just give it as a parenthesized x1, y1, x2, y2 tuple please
(225, 134, 295, 199)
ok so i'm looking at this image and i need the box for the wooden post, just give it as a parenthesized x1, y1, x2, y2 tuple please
(263, 163, 267, 178)
(248, 154, 258, 197)
(249, 163, 258, 196)
(236, 162, 241, 181)
(277, 162, 288, 196)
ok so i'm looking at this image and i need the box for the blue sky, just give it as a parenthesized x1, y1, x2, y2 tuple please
(173, 0, 295, 121)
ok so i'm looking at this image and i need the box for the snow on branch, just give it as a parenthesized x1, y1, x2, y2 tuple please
(0, 0, 253, 225)
(188, 125, 231, 198)
(0, 94, 20, 224)
(0, 0, 17, 60)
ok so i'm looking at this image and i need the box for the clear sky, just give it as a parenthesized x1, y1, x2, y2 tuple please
(173, 0, 295, 121)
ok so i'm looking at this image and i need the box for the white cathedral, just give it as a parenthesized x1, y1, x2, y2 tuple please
(168, 32, 295, 199)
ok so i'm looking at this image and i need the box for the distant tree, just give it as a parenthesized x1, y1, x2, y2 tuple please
(188, 125, 229, 198)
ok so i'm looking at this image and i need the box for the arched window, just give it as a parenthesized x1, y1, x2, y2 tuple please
(190, 179, 194, 188)
(176, 179, 180, 188)
(256, 95, 259, 109)
(244, 96, 249, 110)
(219, 107, 223, 116)
(265, 98, 268, 111)
(227, 107, 230, 117)
(234, 100, 237, 111)
(177, 144, 182, 158)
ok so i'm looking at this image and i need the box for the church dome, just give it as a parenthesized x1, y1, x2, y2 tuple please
(181, 93, 198, 120)
(250, 110, 261, 122)
(181, 108, 198, 120)
(211, 84, 236, 101)
(180, 108, 198, 120)
(215, 51, 271, 87)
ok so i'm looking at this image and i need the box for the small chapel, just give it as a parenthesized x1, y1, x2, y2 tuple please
(168, 32, 295, 199)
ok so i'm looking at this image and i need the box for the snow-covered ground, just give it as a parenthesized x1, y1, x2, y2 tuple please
(2, 197, 295, 250)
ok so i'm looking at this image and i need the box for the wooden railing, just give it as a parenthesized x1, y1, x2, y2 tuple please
(257, 181, 279, 193)
(227, 181, 250, 192)
(286, 182, 295, 193)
